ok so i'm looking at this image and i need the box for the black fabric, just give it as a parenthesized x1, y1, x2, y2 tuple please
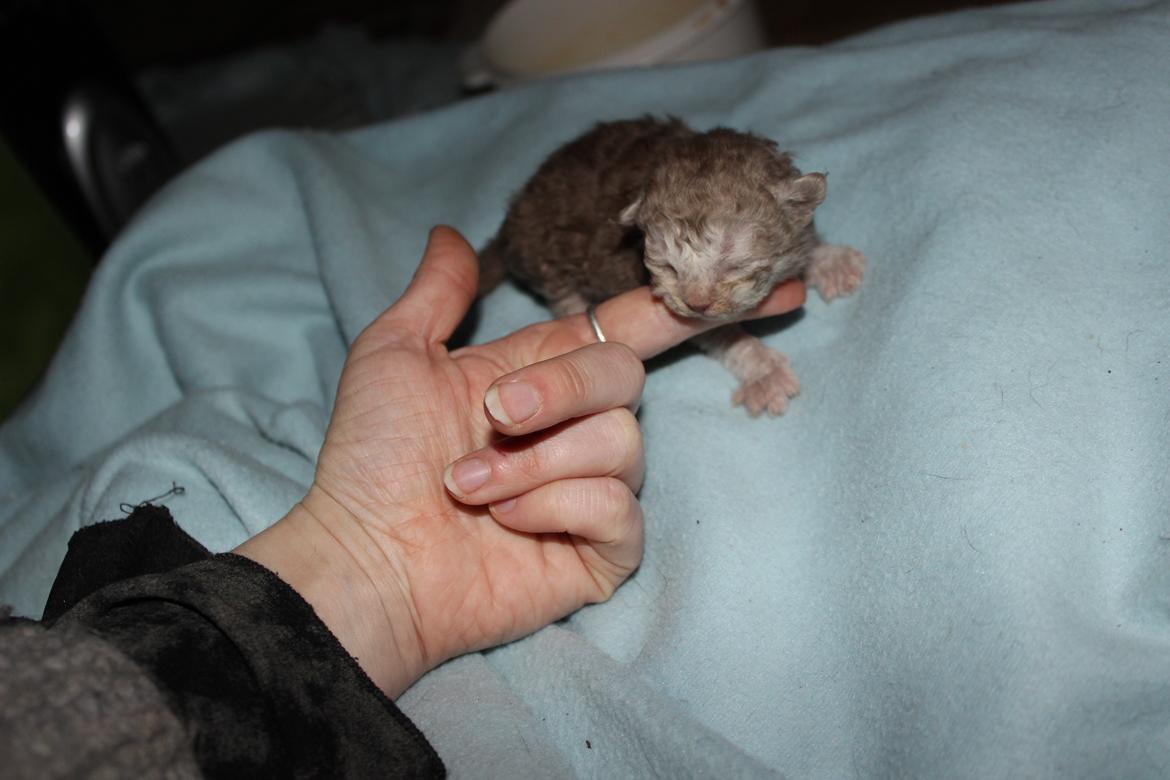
(48, 509, 444, 778)
(43, 503, 210, 622)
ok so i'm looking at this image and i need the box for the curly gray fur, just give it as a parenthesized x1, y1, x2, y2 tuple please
(480, 117, 829, 320)
(480, 116, 866, 416)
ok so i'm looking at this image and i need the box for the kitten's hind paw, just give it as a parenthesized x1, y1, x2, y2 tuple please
(807, 244, 866, 302)
(731, 351, 801, 417)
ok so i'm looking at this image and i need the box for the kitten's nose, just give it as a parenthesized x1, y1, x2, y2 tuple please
(685, 291, 714, 314)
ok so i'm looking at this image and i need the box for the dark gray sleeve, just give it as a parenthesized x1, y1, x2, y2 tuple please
(0, 608, 199, 779)
(2, 553, 444, 779)
(55, 554, 445, 778)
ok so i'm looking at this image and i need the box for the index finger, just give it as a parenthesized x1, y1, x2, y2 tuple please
(572, 279, 807, 361)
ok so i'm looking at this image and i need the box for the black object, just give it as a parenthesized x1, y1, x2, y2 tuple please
(38, 502, 445, 777)
(42, 503, 209, 622)
(0, 0, 179, 256)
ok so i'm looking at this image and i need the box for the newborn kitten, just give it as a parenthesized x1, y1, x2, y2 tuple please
(479, 117, 865, 416)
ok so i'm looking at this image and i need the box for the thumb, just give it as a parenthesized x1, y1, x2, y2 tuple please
(378, 226, 480, 344)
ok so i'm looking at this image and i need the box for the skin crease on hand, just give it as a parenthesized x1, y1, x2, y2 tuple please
(235, 226, 806, 699)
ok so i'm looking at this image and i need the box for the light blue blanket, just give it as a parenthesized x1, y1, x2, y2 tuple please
(3, 0, 1169, 775)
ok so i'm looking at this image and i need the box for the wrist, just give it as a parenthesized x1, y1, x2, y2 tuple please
(234, 485, 426, 698)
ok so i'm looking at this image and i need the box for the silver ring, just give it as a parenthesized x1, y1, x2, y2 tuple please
(585, 304, 607, 343)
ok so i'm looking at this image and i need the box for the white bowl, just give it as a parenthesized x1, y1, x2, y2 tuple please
(463, 0, 766, 89)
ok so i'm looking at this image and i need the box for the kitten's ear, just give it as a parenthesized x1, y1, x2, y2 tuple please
(618, 195, 643, 226)
(775, 173, 827, 221)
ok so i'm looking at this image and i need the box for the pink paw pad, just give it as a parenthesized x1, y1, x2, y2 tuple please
(808, 245, 866, 302)
(731, 350, 801, 417)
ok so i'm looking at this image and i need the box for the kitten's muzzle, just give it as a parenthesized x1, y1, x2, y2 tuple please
(665, 296, 740, 322)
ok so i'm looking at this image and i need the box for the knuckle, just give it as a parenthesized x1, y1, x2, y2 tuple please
(497, 439, 548, 484)
(614, 344, 647, 395)
(603, 408, 643, 455)
(607, 342, 645, 379)
(551, 479, 632, 538)
(601, 409, 644, 482)
(595, 476, 633, 515)
(574, 343, 644, 403)
(428, 259, 477, 302)
(547, 482, 581, 523)
(557, 356, 594, 403)
(592, 343, 645, 399)
(618, 496, 645, 543)
(521, 444, 552, 482)
(570, 480, 615, 524)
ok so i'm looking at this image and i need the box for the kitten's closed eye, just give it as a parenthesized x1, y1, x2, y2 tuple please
(723, 259, 755, 272)
(645, 255, 677, 276)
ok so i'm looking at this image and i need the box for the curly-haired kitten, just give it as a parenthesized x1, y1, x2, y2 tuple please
(479, 117, 865, 416)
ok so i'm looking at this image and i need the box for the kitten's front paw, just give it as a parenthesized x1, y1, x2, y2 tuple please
(731, 350, 801, 417)
(807, 244, 866, 302)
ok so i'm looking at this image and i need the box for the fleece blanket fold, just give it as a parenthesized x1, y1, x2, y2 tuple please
(3, 0, 1168, 776)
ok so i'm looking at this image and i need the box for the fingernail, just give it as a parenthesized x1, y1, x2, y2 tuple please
(492, 498, 517, 514)
(485, 382, 540, 426)
(444, 458, 490, 495)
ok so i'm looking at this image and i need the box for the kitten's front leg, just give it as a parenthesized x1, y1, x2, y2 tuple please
(806, 243, 866, 302)
(549, 293, 589, 317)
(694, 324, 800, 417)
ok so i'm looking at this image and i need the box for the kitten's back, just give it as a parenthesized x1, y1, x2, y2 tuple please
(482, 118, 695, 305)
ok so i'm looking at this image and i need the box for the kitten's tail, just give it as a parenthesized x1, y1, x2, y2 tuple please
(476, 234, 510, 296)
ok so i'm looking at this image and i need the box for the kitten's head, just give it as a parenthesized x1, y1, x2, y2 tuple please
(619, 133, 826, 320)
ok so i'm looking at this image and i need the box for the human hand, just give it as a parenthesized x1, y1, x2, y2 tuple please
(237, 226, 806, 697)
